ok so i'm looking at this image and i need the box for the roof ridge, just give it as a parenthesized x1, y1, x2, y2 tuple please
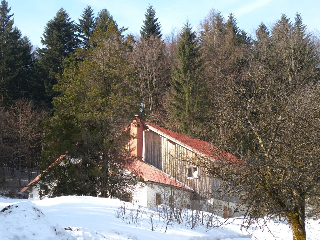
(140, 119, 215, 158)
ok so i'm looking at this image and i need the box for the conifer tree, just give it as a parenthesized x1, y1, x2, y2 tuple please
(168, 22, 204, 137)
(0, 0, 33, 106)
(0, 107, 5, 184)
(270, 14, 318, 89)
(95, 9, 117, 33)
(254, 23, 271, 61)
(140, 5, 162, 39)
(40, 26, 139, 198)
(37, 8, 78, 107)
(225, 13, 248, 44)
(78, 5, 96, 49)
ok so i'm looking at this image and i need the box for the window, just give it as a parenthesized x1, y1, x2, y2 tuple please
(121, 193, 132, 203)
(187, 166, 198, 179)
(156, 193, 161, 206)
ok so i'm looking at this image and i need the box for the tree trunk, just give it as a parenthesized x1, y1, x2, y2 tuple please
(0, 163, 5, 186)
(286, 212, 306, 240)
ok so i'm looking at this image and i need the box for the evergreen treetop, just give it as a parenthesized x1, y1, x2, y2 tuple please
(168, 22, 204, 137)
(78, 5, 96, 49)
(140, 5, 162, 39)
(37, 8, 79, 108)
(0, 0, 13, 32)
(41, 8, 78, 56)
(0, 0, 33, 106)
(95, 9, 118, 33)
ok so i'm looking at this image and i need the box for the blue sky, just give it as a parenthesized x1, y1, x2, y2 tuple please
(7, 0, 320, 48)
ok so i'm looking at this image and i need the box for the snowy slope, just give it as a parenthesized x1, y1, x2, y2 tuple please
(0, 201, 73, 240)
(0, 196, 319, 240)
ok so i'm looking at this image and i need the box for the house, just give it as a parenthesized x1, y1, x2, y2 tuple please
(22, 116, 243, 217)
(20, 154, 67, 199)
(125, 116, 243, 217)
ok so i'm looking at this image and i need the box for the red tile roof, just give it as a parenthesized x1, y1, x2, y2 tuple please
(124, 157, 192, 190)
(22, 118, 236, 194)
(21, 154, 66, 193)
(140, 120, 236, 162)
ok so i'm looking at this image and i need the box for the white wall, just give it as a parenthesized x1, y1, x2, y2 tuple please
(131, 182, 246, 219)
(131, 182, 148, 206)
(28, 185, 40, 200)
(132, 182, 192, 209)
(207, 198, 247, 218)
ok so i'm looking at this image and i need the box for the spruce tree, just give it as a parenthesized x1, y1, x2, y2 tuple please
(78, 5, 96, 49)
(255, 23, 271, 61)
(37, 8, 78, 107)
(140, 5, 162, 39)
(134, 5, 165, 123)
(168, 22, 204, 137)
(0, 0, 33, 106)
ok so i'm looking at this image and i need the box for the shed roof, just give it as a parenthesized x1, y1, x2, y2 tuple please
(21, 154, 66, 193)
(140, 120, 236, 162)
(124, 157, 192, 191)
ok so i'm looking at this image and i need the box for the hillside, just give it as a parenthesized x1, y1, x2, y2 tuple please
(0, 196, 319, 240)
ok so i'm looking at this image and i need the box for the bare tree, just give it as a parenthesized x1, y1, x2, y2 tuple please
(3, 99, 47, 187)
(200, 14, 320, 240)
(199, 9, 251, 141)
(130, 35, 171, 124)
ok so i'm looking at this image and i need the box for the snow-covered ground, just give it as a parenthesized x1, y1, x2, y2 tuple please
(0, 196, 319, 240)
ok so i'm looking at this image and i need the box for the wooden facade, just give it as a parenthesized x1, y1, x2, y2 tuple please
(143, 129, 213, 199)
(129, 117, 218, 201)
